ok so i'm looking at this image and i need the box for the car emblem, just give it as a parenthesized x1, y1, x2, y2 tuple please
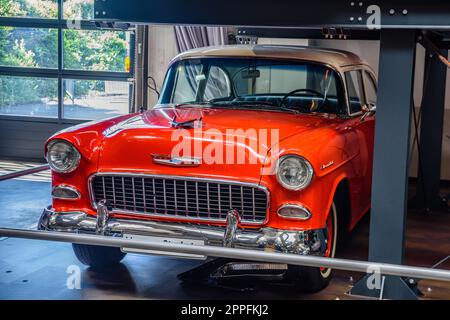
(320, 160, 334, 170)
(152, 154, 201, 167)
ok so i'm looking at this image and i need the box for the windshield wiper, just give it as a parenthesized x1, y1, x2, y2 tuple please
(209, 100, 301, 114)
(172, 101, 211, 108)
(169, 100, 301, 114)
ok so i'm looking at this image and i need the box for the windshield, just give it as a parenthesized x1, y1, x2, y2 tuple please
(159, 58, 345, 114)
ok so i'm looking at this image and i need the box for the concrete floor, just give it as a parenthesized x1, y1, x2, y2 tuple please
(0, 179, 449, 300)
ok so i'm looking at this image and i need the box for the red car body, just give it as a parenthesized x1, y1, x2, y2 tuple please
(40, 45, 376, 289)
(50, 105, 374, 231)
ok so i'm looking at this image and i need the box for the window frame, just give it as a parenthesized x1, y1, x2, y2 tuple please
(0, 0, 135, 123)
(362, 70, 378, 107)
(161, 58, 348, 115)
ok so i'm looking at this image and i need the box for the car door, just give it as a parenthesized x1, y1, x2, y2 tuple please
(343, 68, 376, 222)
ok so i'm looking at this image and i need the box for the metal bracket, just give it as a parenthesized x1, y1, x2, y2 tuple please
(349, 275, 422, 300)
(235, 33, 258, 45)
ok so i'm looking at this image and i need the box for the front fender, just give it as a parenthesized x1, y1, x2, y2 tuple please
(45, 114, 136, 213)
(260, 125, 360, 230)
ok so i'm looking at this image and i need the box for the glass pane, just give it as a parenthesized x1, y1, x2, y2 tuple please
(63, 79, 130, 120)
(204, 66, 231, 101)
(162, 58, 343, 114)
(0, 0, 57, 18)
(345, 71, 364, 114)
(364, 71, 377, 106)
(0, 76, 58, 117)
(63, 29, 130, 72)
(171, 63, 203, 103)
(0, 27, 58, 68)
(63, 0, 94, 20)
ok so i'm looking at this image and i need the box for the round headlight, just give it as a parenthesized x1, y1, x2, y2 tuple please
(276, 155, 313, 191)
(46, 140, 81, 173)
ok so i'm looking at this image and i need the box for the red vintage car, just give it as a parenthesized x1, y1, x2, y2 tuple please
(39, 45, 376, 292)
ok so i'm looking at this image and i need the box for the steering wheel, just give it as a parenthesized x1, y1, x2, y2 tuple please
(279, 88, 325, 110)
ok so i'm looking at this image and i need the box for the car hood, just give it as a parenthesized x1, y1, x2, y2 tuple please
(96, 106, 341, 182)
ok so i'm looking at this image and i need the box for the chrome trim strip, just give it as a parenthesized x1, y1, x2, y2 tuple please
(206, 182, 210, 217)
(112, 176, 116, 206)
(218, 183, 222, 216)
(174, 180, 178, 213)
(195, 181, 199, 216)
(142, 177, 146, 213)
(240, 186, 244, 213)
(121, 177, 126, 210)
(52, 185, 81, 200)
(102, 176, 106, 200)
(88, 172, 270, 226)
(152, 155, 201, 167)
(163, 179, 167, 214)
(184, 180, 188, 213)
(132, 178, 136, 211)
(152, 179, 156, 211)
(252, 188, 255, 220)
(229, 184, 232, 208)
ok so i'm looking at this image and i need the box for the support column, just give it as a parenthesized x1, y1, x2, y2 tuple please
(414, 48, 448, 212)
(134, 25, 149, 111)
(351, 30, 418, 299)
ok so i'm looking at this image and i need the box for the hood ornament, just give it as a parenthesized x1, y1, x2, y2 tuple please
(169, 115, 203, 129)
(152, 154, 201, 167)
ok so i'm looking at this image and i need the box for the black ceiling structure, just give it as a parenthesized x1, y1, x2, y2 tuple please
(93, 0, 450, 29)
(93, 0, 450, 299)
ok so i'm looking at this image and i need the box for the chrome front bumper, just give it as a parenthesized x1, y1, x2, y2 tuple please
(39, 202, 327, 256)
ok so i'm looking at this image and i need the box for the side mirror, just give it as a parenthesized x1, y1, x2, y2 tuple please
(360, 104, 376, 121)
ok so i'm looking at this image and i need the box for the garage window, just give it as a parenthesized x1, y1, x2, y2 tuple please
(0, 0, 58, 19)
(63, 0, 95, 20)
(0, 0, 134, 121)
(0, 27, 58, 69)
(0, 75, 58, 117)
(63, 79, 130, 120)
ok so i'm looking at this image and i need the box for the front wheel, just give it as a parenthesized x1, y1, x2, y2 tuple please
(287, 201, 338, 293)
(72, 243, 126, 268)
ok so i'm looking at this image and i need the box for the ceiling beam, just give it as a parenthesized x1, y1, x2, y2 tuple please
(94, 0, 450, 30)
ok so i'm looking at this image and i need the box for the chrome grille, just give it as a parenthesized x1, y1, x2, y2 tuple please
(90, 174, 268, 223)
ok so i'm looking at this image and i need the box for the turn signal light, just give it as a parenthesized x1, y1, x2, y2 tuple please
(52, 185, 80, 200)
(277, 204, 312, 220)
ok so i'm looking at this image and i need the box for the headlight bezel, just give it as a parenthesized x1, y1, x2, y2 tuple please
(276, 154, 314, 191)
(46, 139, 81, 173)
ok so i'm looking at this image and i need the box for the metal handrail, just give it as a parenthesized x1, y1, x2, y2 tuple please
(1, 227, 450, 283)
(0, 164, 49, 181)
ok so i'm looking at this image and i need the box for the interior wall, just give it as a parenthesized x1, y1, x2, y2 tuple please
(147, 25, 179, 107)
(257, 38, 309, 46)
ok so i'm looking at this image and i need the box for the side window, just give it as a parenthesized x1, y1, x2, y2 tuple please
(204, 66, 231, 101)
(345, 70, 364, 114)
(363, 71, 377, 106)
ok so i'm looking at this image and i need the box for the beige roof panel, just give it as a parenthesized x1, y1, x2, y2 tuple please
(171, 45, 369, 70)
